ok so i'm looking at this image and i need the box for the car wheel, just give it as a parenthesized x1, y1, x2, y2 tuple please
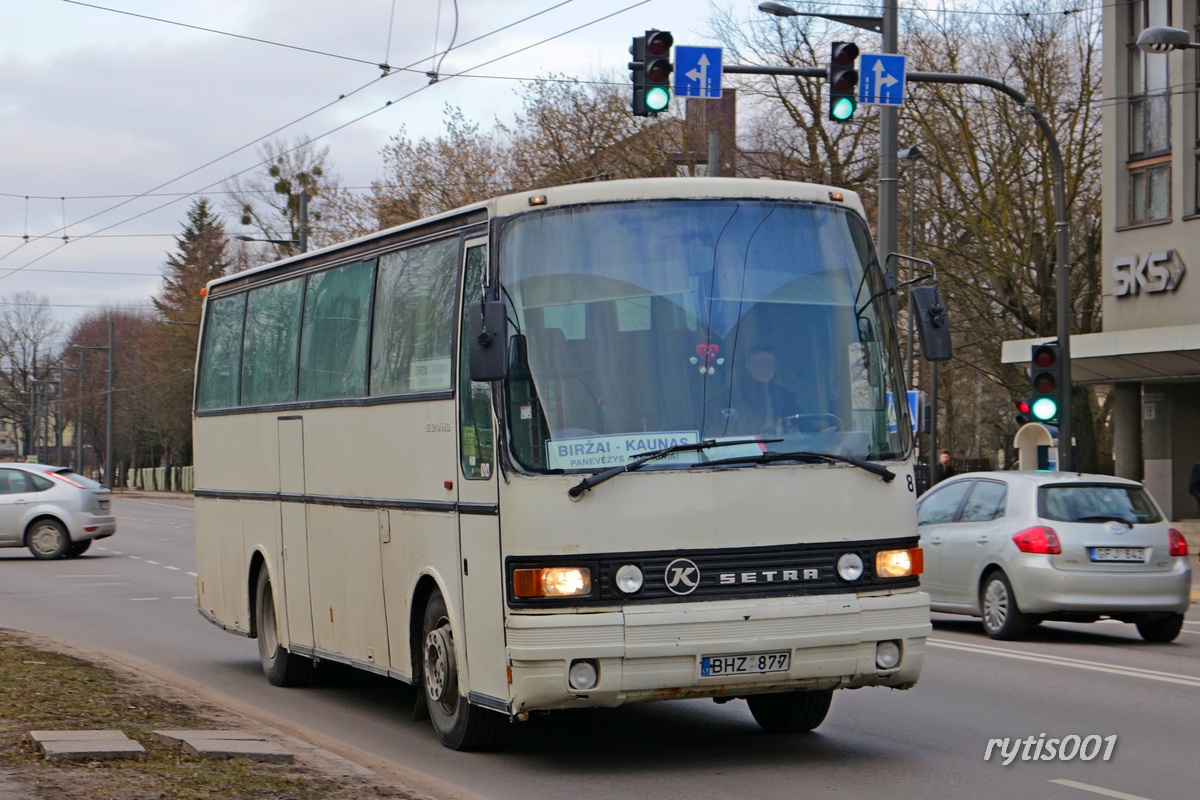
(1136, 613, 1184, 643)
(27, 519, 71, 560)
(255, 568, 312, 686)
(980, 571, 1030, 640)
(421, 592, 501, 750)
(64, 540, 92, 558)
(746, 690, 833, 733)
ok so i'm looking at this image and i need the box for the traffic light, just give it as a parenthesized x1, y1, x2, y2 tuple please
(629, 30, 673, 117)
(629, 35, 648, 116)
(828, 41, 860, 121)
(1029, 343, 1061, 423)
(1015, 399, 1032, 426)
(643, 30, 674, 115)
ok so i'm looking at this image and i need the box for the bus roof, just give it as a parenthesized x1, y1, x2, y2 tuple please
(206, 177, 865, 294)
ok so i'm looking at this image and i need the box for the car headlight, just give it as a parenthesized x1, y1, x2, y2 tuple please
(512, 567, 592, 598)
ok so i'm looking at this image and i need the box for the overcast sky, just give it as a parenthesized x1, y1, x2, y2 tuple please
(2, 0, 731, 331)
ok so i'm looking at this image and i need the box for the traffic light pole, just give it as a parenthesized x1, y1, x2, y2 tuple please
(723, 63, 1073, 470)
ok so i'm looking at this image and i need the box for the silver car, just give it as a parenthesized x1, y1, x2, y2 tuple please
(916, 472, 1191, 642)
(0, 463, 116, 559)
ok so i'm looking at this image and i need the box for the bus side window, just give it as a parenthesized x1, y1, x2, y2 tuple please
(459, 244, 494, 479)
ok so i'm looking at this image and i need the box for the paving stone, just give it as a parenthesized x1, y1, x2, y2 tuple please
(152, 730, 294, 763)
(29, 730, 145, 762)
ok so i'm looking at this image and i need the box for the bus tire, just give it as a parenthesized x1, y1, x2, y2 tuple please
(980, 570, 1029, 640)
(747, 689, 833, 733)
(255, 568, 312, 687)
(421, 592, 501, 751)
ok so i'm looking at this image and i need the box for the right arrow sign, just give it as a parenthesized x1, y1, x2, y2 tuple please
(859, 53, 906, 107)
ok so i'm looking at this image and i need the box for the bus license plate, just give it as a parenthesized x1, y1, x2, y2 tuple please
(701, 652, 790, 677)
(1090, 547, 1145, 562)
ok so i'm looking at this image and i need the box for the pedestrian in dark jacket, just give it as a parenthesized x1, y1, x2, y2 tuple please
(1189, 460, 1200, 516)
(934, 450, 957, 484)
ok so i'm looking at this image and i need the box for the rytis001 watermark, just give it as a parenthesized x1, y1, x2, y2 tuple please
(985, 734, 1117, 765)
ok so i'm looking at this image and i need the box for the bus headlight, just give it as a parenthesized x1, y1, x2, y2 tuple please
(512, 567, 592, 598)
(836, 552, 864, 581)
(615, 564, 644, 594)
(876, 548, 923, 578)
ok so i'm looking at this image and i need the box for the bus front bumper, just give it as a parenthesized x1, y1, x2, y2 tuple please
(504, 589, 930, 713)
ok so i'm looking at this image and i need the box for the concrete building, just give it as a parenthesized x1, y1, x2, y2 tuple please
(1003, 0, 1200, 520)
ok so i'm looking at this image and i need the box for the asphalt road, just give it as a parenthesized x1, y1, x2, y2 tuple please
(1, 495, 1197, 800)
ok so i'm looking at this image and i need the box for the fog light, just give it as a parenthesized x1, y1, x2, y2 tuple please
(568, 659, 598, 690)
(837, 552, 864, 581)
(615, 564, 644, 594)
(875, 640, 901, 669)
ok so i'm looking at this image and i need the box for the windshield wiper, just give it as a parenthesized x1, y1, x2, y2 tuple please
(568, 438, 781, 498)
(699, 450, 896, 483)
(1076, 514, 1134, 527)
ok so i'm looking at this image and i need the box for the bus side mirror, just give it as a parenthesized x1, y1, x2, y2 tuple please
(911, 285, 952, 362)
(468, 301, 508, 381)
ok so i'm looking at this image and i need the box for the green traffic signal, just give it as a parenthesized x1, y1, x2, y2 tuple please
(828, 41, 860, 122)
(1031, 397, 1058, 422)
(645, 85, 670, 112)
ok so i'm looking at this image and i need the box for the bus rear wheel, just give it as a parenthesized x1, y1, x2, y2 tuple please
(255, 568, 312, 687)
(747, 689, 833, 733)
(421, 593, 501, 750)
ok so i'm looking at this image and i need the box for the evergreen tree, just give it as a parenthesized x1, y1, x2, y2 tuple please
(153, 197, 230, 323)
(146, 197, 230, 466)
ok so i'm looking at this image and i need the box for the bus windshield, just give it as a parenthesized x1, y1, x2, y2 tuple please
(498, 198, 912, 474)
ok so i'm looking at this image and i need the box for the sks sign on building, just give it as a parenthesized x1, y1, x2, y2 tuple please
(1112, 250, 1186, 297)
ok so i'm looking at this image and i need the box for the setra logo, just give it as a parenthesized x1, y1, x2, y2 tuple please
(664, 558, 700, 595)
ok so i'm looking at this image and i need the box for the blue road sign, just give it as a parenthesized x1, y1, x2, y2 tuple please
(859, 53, 906, 107)
(675, 46, 722, 98)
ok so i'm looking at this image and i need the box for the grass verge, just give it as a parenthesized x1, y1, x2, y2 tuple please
(0, 629, 418, 799)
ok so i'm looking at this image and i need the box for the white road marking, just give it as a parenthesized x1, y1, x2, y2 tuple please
(186, 572, 197, 577)
(928, 638, 1200, 688)
(145, 560, 160, 565)
(59, 574, 118, 578)
(164, 566, 180, 571)
(172, 596, 193, 600)
(129, 597, 158, 602)
(1049, 778, 1153, 800)
(117, 497, 193, 511)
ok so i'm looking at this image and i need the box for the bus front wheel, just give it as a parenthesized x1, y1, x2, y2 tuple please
(420, 593, 501, 750)
(255, 569, 312, 687)
(746, 689, 833, 733)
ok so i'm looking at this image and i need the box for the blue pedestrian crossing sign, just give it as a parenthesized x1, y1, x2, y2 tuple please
(859, 53, 906, 107)
(675, 46, 722, 98)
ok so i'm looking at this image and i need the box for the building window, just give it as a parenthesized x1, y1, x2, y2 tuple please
(1126, 0, 1173, 223)
(1130, 163, 1171, 223)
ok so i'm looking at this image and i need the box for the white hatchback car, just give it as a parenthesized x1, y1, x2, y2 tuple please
(0, 463, 116, 559)
(916, 472, 1191, 642)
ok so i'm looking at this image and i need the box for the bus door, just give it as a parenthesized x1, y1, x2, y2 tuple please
(456, 239, 508, 707)
(277, 415, 314, 650)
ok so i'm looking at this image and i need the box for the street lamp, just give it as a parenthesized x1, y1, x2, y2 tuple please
(73, 319, 114, 488)
(899, 145, 924, 386)
(1136, 26, 1200, 52)
(235, 233, 303, 251)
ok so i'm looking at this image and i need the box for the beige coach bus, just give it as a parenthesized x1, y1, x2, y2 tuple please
(193, 177, 945, 750)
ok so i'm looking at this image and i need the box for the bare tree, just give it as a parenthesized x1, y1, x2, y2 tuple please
(0, 292, 63, 458)
(224, 136, 341, 262)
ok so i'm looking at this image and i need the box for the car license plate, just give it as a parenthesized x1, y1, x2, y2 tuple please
(99, 500, 109, 511)
(701, 651, 790, 677)
(1090, 547, 1145, 562)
